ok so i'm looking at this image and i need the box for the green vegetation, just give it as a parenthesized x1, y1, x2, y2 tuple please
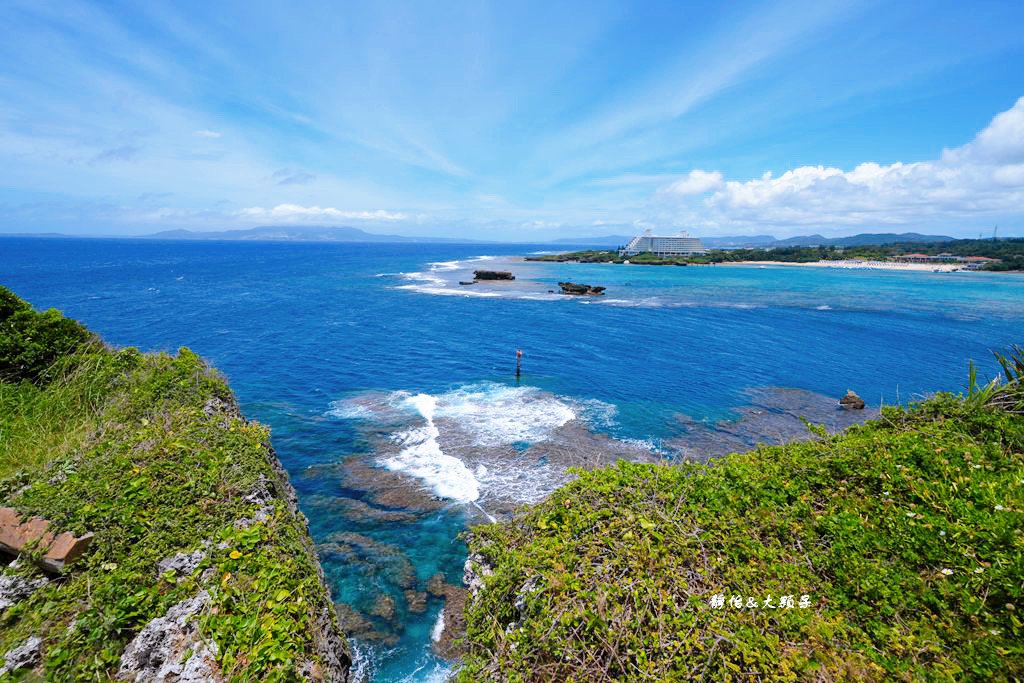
(0, 288, 98, 385)
(0, 286, 347, 680)
(460, 350, 1024, 681)
(528, 237, 1024, 270)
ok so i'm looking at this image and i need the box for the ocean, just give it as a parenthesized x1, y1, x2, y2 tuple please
(2, 236, 1022, 681)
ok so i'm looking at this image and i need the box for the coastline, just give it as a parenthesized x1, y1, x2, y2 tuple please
(721, 259, 967, 272)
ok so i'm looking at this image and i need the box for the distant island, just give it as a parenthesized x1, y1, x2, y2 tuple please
(0, 228, 992, 248)
(527, 238, 1024, 272)
(143, 225, 484, 243)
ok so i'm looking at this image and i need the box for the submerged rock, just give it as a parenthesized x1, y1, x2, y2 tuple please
(306, 495, 420, 525)
(369, 594, 397, 622)
(405, 589, 428, 614)
(322, 532, 416, 589)
(334, 603, 382, 641)
(670, 387, 878, 461)
(840, 389, 866, 410)
(425, 572, 448, 598)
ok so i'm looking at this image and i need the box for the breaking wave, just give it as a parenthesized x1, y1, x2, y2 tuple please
(382, 393, 481, 502)
(328, 382, 624, 505)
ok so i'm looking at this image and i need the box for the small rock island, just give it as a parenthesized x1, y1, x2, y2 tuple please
(473, 270, 515, 281)
(558, 282, 606, 296)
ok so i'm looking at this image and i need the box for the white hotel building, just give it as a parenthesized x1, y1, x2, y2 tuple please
(619, 229, 706, 257)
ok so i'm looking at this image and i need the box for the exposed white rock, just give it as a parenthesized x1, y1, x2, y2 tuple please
(0, 573, 49, 610)
(0, 636, 42, 676)
(117, 590, 222, 682)
(463, 551, 493, 597)
(156, 549, 207, 581)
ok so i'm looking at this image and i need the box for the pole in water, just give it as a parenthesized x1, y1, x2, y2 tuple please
(515, 348, 523, 378)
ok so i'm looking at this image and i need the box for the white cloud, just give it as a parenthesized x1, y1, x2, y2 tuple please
(237, 204, 408, 222)
(657, 96, 1024, 228)
(660, 169, 724, 196)
(194, 129, 222, 138)
(520, 220, 562, 230)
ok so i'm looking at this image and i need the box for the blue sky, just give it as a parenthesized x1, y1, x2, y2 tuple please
(1, 0, 1023, 240)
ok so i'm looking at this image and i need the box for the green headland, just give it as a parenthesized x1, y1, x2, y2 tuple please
(0, 286, 350, 681)
(457, 352, 1024, 680)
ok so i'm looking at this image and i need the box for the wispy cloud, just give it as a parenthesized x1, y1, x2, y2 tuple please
(237, 204, 408, 222)
(2, 1, 1023, 238)
(89, 144, 141, 165)
(270, 168, 316, 185)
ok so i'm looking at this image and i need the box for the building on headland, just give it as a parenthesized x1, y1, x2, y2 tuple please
(618, 229, 706, 257)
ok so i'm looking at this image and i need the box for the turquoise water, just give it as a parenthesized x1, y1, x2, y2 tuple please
(2, 237, 1022, 680)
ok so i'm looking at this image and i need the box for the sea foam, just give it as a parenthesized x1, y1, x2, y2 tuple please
(330, 383, 613, 504)
(432, 383, 576, 446)
(381, 393, 481, 503)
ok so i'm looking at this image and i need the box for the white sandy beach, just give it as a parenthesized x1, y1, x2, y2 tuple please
(726, 259, 966, 272)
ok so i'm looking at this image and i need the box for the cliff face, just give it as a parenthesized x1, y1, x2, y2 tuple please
(0, 286, 350, 681)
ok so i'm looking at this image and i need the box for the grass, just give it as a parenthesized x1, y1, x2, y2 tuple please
(0, 349, 137, 480)
(459, 376, 1024, 681)
(0, 287, 348, 680)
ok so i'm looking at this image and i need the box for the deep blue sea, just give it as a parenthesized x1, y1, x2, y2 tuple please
(2, 237, 1022, 681)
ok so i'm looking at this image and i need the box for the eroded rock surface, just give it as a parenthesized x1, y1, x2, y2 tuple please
(840, 389, 866, 410)
(117, 591, 221, 682)
(156, 549, 207, 581)
(0, 572, 49, 609)
(431, 584, 468, 659)
(472, 270, 514, 281)
(558, 282, 606, 295)
(0, 636, 42, 676)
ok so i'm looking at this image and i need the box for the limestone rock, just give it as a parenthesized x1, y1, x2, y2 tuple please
(839, 390, 866, 410)
(369, 594, 396, 622)
(0, 573, 49, 610)
(425, 572, 447, 598)
(117, 590, 222, 682)
(472, 270, 514, 281)
(463, 552, 493, 597)
(558, 282, 606, 296)
(156, 549, 207, 581)
(0, 636, 42, 676)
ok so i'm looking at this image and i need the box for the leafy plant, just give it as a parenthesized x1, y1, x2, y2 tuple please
(0, 285, 98, 384)
(460, 369, 1024, 681)
(967, 345, 1024, 414)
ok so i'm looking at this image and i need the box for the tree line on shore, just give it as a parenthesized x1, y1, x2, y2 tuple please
(528, 237, 1024, 270)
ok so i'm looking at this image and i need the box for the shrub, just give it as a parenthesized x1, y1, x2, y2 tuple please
(0, 285, 97, 384)
(460, 390, 1024, 681)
